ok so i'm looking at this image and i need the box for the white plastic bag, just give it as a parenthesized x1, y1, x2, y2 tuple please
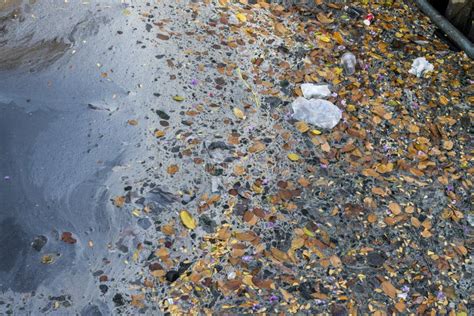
(301, 83, 331, 99)
(291, 97, 342, 129)
(409, 57, 434, 77)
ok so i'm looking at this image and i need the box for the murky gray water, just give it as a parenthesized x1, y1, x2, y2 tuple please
(0, 1, 150, 313)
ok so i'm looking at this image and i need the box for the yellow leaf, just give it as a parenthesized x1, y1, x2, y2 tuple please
(154, 130, 166, 138)
(173, 95, 185, 101)
(180, 210, 196, 229)
(347, 104, 356, 112)
(236, 13, 247, 23)
(287, 153, 300, 161)
(333, 31, 344, 44)
(318, 35, 331, 43)
(303, 227, 315, 237)
(233, 107, 245, 120)
(310, 129, 322, 135)
(439, 95, 449, 105)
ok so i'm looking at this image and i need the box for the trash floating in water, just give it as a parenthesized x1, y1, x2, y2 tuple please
(409, 57, 434, 77)
(341, 52, 357, 75)
(291, 97, 342, 129)
(300, 83, 331, 99)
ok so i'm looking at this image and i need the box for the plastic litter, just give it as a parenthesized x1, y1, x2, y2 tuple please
(301, 83, 331, 99)
(409, 57, 434, 77)
(363, 13, 375, 26)
(341, 52, 357, 76)
(291, 97, 342, 129)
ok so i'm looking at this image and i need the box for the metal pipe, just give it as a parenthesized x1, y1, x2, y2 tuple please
(413, 0, 474, 59)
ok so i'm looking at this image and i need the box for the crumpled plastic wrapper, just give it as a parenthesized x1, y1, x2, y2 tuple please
(291, 97, 342, 129)
(409, 57, 434, 77)
(301, 83, 331, 99)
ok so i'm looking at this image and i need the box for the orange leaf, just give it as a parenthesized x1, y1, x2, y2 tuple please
(333, 31, 344, 44)
(167, 164, 179, 175)
(381, 281, 397, 299)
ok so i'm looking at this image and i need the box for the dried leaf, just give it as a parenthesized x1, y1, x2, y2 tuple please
(274, 22, 287, 34)
(333, 31, 344, 44)
(381, 280, 397, 299)
(287, 153, 300, 161)
(154, 130, 166, 138)
(317, 13, 334, 24)
(236, 13, 247, 23)
(295, 121, 309, 133)
(180, 210, 196, 229)
(172, 95, 185, 101)
(271, 247, 289, 262)
(113, 196, 126, 207)
(249, 141, 266, 153)
(321, 142, 331, 152)
(388, 202, 402, 215)
(233, 107, 245, 120)
(167, 164, 179, 175)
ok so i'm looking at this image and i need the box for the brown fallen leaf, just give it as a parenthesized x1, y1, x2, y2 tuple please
(61, 232, 77, 244)
(157, 33, 170, 40)
(274, 22, 288, 35)
(295, 121, 309, 133)
(321, 142, 331, 152)
(131, 294, 145, 308)
(371, 187, 387, 197)
(442, 140, 453, 150)
(167, 164, 179, 175)
(317, 12, 334, 24)
(113, 196, 126, 207)
(388, 202, 402, 215)
(271, 247, 289, 262)
(381, 280, 397, 299)
(249, 141, 266, 153)
(395, 301, 406, 312)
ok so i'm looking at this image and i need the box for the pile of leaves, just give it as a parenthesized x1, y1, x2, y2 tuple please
(107, 0, 472, 314)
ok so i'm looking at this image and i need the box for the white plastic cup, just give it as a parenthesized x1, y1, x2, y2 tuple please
(341, 52, 357, 76)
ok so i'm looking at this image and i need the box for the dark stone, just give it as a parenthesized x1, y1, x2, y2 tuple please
(298, 282, 314, 300)
(208, 141, 233, 151)
(199, 215, 216, 234)
(137, 217, 152, 230)
(99, 284, 108, 294)
(31, 235, 47, 252)
(166, 270, 180, 283)
(367, 252, 386, 268)
(331, 304, 348, 316)
(178, 261, 192, 275)
(112, 294, 125, 306)
(155, 110, 170, 120)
